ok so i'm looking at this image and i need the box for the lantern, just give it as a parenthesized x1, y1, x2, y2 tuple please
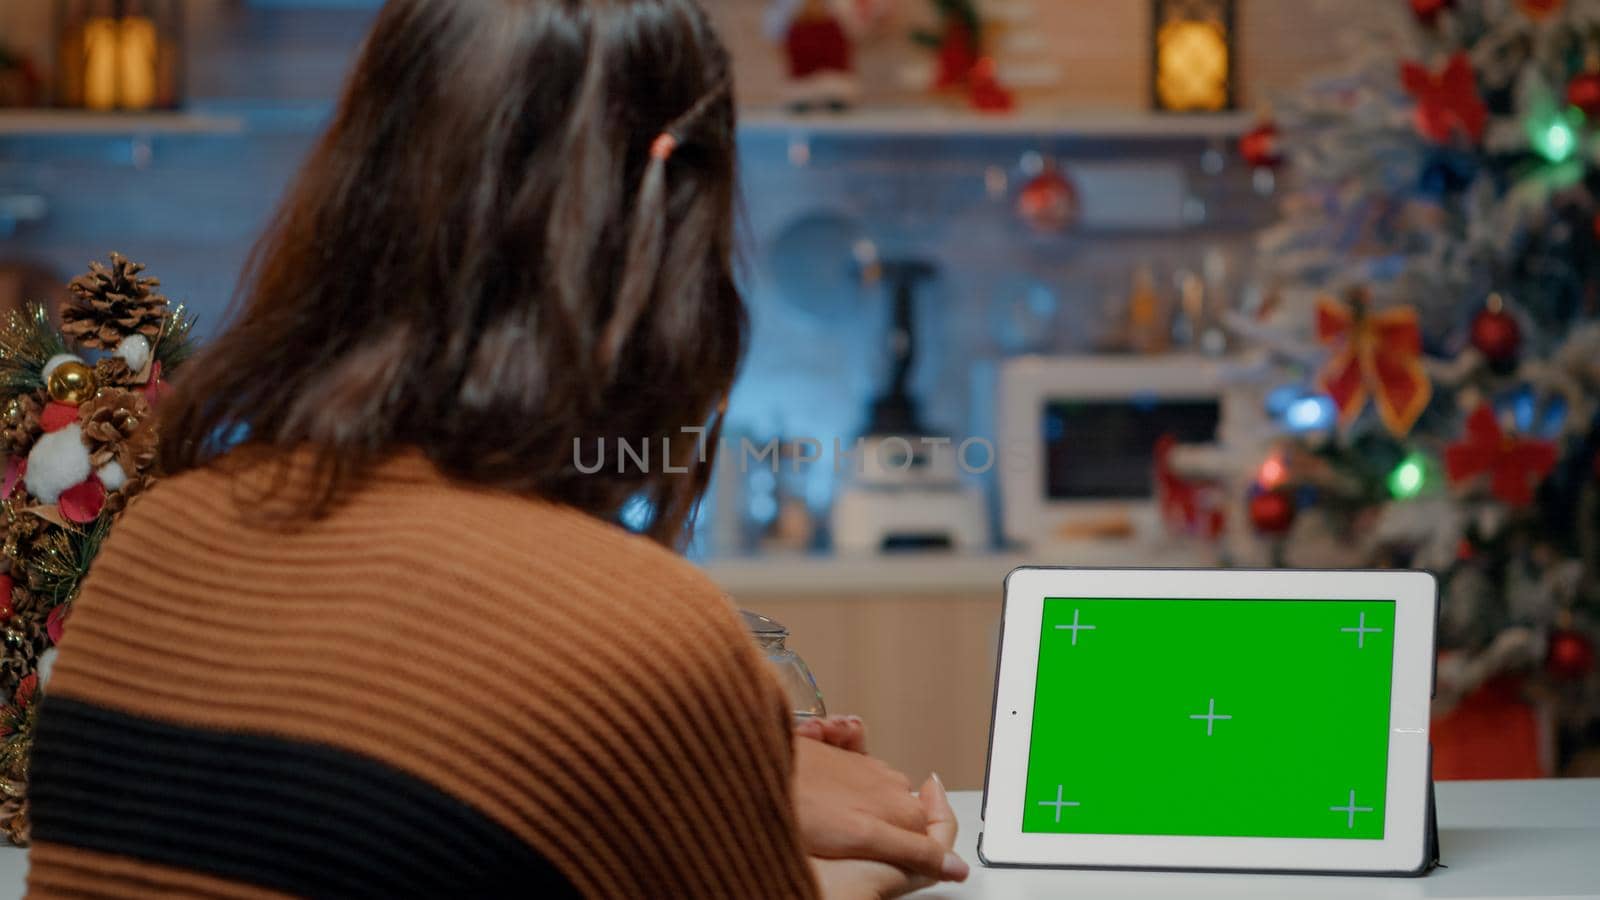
(55, 0, 183, 111)
(1151, 0, 1235, 112)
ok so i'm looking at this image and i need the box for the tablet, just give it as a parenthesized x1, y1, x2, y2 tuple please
(979, 567, 1438, 876)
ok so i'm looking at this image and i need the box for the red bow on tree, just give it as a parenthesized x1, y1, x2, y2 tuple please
(1401, 53, 1487, 144)
(1316, 294, 1432, 436)
(1444, 404, 1558, 507)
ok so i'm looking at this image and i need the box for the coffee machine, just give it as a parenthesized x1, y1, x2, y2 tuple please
(831, 260, 989, 554)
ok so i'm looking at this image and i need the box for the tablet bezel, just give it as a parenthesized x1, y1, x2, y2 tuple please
(979, 567, 1437, 876)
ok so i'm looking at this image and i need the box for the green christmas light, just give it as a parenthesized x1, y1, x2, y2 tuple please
(1388, 452, 1428, 500)
(1531, 108, 1583, 164)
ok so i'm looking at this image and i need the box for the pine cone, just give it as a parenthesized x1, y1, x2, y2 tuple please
(0, 394, 41, 457)
(78, 388, 157, 472)
(93, 357, 137, 389)
(6, 583, 37, 622)
(0, 517, 40, 580)
(0, 786, 27, 847)
(62, 253, 168, 350)
(103, 473, 152, 516)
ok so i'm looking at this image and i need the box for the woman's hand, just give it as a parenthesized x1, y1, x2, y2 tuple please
(792, 724, 968, 885)
(810, 773, 962, 899)
(794, 714, 868, 754)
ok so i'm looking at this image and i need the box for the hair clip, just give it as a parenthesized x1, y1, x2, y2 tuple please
(650, 132, 680, 161)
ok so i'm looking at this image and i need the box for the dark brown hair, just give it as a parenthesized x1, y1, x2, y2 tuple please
(159, 0, 743, 547)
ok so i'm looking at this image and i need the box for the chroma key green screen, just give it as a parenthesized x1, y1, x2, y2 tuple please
(1022, 598, 1396, 840)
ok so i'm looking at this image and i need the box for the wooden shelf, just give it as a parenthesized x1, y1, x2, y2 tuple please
(0, 110, 245, 137)
(738, 108, 1255, 140)
(0, 108, 1251, 141)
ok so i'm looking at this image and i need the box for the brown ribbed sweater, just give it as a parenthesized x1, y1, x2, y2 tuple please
(28, 451, 820, 899)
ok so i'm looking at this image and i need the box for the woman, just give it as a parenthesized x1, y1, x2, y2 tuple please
(26, 1, 965, 897)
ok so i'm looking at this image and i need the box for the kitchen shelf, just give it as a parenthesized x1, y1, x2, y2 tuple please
(739, 108, 1256, 140)
(0, 108, 1252, 142)
(0, 110, 245, 137)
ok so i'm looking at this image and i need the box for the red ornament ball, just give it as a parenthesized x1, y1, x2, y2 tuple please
(1547, 628, 1596, 681)
(1016, 164, 1079, 234)
(1568, 71, 1600, 118)
(1409, 0, 1455, 24)
(1239, 120, 1282, 169)
(1249, 488, 1297, 536)
(1470, 302, 1521, 364)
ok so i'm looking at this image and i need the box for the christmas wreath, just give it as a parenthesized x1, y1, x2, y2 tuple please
(0, 254, 195, 845)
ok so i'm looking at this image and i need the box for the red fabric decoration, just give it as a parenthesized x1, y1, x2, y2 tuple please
(1567, 71, 1600, 118)
(13, 674, 37, 711)
(46, 603, 68, 645)
(935, 23, 977, 90)
(40, 401, 79, 433)
(58, 474, 106, 524)
(1443, 404, 1558, 507)
(968, 57, 1014, 112)
(1401, 53, 1487, 144)
(1431, 672, 1546, 779)
(2, 456, 21, 499)
(785, 11, 853, 79)
(140, 362, 168, 407)
(1315, 294, 1432, 436)
(0, 574, 12, 624)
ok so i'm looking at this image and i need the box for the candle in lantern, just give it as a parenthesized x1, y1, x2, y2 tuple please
(1151, 0, 1236, 112)
(81, 16, 119, 111)
(116, 14, 159, 110)
(57, 0, 180, 111)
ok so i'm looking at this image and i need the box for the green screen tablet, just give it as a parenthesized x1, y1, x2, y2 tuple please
(980, 568, 1435, 875)
(1021, 597, 1395, 840)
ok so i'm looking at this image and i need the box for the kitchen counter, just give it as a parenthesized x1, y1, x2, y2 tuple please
(703, 541, 1218, 597)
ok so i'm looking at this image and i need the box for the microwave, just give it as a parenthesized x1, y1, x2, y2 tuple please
(997, 354, 1242, 546)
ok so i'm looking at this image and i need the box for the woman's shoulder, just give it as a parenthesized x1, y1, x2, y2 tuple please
(85, 447, 772, 756)
(122, 448, 745, 660)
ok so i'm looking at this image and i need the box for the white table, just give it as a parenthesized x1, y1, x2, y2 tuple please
(0, 780, 1592, 897)
(934, 780, 1600, 899)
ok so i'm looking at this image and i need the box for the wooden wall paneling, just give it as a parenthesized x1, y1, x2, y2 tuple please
(752, 592, 1005, 790)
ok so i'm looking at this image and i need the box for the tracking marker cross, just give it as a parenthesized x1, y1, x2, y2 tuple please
(1055, 609, 1096, 646)
(1330, 789, 1374, 829)
(1038, 784, 1080, 823)
(1189, 698, 1232, 736)
(1341, 611, 1383, 649)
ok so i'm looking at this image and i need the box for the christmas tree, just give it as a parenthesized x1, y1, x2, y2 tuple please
(1203, 0, 1600, 777)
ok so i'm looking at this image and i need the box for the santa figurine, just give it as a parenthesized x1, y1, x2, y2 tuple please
(766, 0, 886, 112)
